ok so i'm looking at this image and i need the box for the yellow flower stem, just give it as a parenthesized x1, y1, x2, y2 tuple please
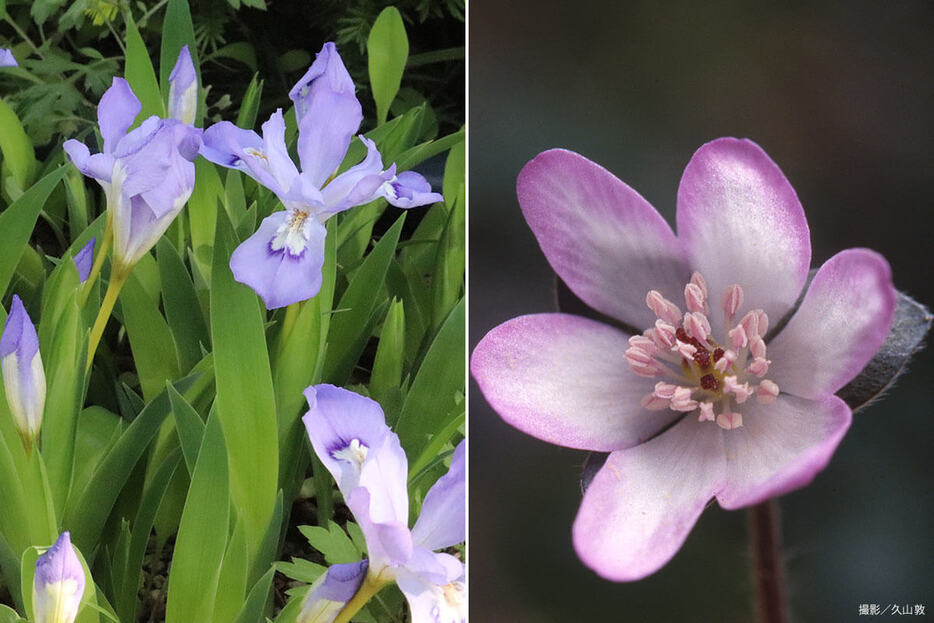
(332, 573, 392, 623)
(86, 268, 128, 373)
(78, 219, 113, 308)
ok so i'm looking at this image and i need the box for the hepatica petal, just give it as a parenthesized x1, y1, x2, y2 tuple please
(766, 248, 896, 399)
(676, 138, 811, 336)
(518, 148, 690, 330)
(716, 395, 852, 509)
(573, 416, 725, 581)
(471, 313, 679, 451)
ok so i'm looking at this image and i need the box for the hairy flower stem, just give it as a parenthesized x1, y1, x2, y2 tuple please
(79, 221, 113, 308)
(86, 270, 127, 372)
(749, 499, 789, 623)
(333, 573, 391, 623)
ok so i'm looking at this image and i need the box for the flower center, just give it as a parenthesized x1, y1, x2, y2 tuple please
(244, 147, 269, 162)
(332, 438, 368, 468)
(625, 272, 780, 430)
(269, 208, 312, 257)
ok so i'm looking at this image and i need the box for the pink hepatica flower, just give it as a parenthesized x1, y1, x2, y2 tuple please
(471, 138, 897, 581)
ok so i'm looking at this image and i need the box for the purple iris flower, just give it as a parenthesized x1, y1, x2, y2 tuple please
(1, 294, 45, 446)
(63, 53, 201, 275)
(471, 138, 897, 581)
(168, 45, 197, 125)
(302, 385, 465, 623)
(0, 48, 17, 67)
(200, 42, 442, 309)
(34, 532, 86, 623)
(72, 238, 96, 283)
(297, 560, 368, 623)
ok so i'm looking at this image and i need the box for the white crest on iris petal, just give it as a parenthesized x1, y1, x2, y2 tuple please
(332, 438, 368, 469)
(442, 580, 466, 615)
(244, 147, 268, 162)
(269, 208, 315, 257)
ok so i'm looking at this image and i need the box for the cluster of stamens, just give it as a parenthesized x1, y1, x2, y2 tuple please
(625, 272, 780, 430)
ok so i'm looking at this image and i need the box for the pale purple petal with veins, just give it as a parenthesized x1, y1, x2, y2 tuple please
(73, 237, 96, 283)
(319, 136, 393, 217)
(379, 170, 445, 209)
(168, 45, 197, 124)
(0, 48, 17, 67)
(98, 78, 142, 153)
(229, 210, 327, 309)
(63, 140, 115, 183)
(411, 440, 465, 550)
(302, 384, 393, 497)
(1, 295, 45, 441)
(298, 560, 368, 623)
(397, 558, 466, 623)
(346, 486, 413, 567)
(289, 42, 362, 186)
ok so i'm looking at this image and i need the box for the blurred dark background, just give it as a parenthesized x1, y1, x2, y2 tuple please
(468, 1, 933, 621)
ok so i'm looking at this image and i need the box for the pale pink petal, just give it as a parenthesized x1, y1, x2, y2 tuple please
(518, 149, 690, 329)
(676, 138, 810, 336)
(471, 314, 678, 452)
(716, 395, 851, 509)
(572, 417, 725, 581)
(766, 248, 896, 399)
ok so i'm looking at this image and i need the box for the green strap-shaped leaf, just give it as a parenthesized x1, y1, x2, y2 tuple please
(168, 383, 205, 476)
(0, 604, 23, 623)
(396, 298, 465, 459)
(211, 210, 278, 563)
(431, 143, 465, 329)
(323, 214, 406, 384)
(188, 158, 223, 283)
(39, 294, 86, 517)
(64, 389, 174, 553)
(115, 448, 181, 623)
(0, 167, 65, 296)
(213, 519, 248, 623)
(0, 97, 37, 191)
(237, 73, 264, 129)
(371, 298, 406, 400)
(158, 238, 210, 373)
(124, 14, 165, 121)
(165, 410, 229, 623)
(120, 270, 182, 401)
(368, 7, 409, 125)
(233, 567, 276, 623)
